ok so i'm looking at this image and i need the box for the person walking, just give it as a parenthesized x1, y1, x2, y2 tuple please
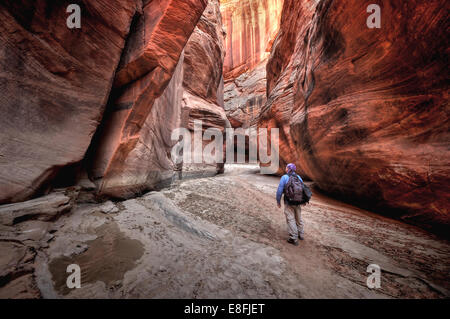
(276, 163, 305, 246)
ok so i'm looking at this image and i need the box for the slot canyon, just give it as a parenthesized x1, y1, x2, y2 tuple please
(0, 0, 449, 299)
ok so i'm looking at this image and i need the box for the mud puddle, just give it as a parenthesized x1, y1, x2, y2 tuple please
(48, 221, 144, 295)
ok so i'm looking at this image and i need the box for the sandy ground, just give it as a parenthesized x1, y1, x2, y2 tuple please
(33, 164, 450, 298)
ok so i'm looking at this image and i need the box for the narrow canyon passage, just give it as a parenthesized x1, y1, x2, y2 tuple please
(28, 165, 448, 299)
(0, 0, 448, 300)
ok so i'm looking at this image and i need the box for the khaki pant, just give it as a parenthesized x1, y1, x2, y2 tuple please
(284, 204, 304, 240)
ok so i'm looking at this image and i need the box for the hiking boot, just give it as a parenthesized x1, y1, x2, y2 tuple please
(298, 234, 304, 240)
(287, 238, 299, 246)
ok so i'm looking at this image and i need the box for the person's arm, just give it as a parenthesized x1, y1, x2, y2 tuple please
(276, 175, 287, 206)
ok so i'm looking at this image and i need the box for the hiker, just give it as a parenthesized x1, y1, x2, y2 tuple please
(276, 163, 305, 246)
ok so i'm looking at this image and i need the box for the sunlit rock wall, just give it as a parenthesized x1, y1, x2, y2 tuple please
(259, 0, 450, 233)
(220, 0, 283, 80)
(179, 0, 229, 178)
(88, 0, 208, 198)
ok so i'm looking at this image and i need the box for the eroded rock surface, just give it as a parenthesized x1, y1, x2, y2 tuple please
(0, 213, 60, 298)
(0, 189, 77, 226)
(183, 0, 226, 109)
(259, 0, 450, 232)
(177, 0, 229, 178)
(220, 0, 284, 79)
(0, 0, 213, 203)
(88, 0, 208, 198)
(0, 0, 138, 204)
(224, 60, 267, 128)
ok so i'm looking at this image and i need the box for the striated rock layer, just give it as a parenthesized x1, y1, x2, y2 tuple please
(179, 0, 229, 178)
(221, 0, 284, 165)
(223, 60, 267, 165)
(0, 0, 211, 202)
(224, 60, 267, 129)
(259, 0, 450, 232)
(183, 0, 225, 109)
(0, 0, 139, 203)
(86, 0, 209, 198)
(220, 0, 283, 80)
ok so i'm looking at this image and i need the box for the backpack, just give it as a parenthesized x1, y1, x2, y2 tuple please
(285, 175, 304, 205)
(301, 183, 312, 205)
(285, 174, 312, 206)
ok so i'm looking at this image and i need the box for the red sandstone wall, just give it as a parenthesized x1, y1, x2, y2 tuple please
(220, 0, 283, 80)
(260, 0, 450, 232)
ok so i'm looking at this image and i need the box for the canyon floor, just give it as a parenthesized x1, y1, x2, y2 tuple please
(2, 165, 449, 299)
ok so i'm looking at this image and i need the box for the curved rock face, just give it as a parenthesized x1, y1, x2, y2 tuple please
(179, 0, 228, 178)
(220, 0, 283, 80)
(260, 0, 450, 232)
(224, 60, 266, 129)
(0, 0, 210, 202)
(183, 0, 225, 108)
(0, 0, 138, 204)
(87, 0, 208, 198)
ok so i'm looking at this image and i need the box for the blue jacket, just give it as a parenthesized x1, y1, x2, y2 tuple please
(276, 173, 303, 204)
